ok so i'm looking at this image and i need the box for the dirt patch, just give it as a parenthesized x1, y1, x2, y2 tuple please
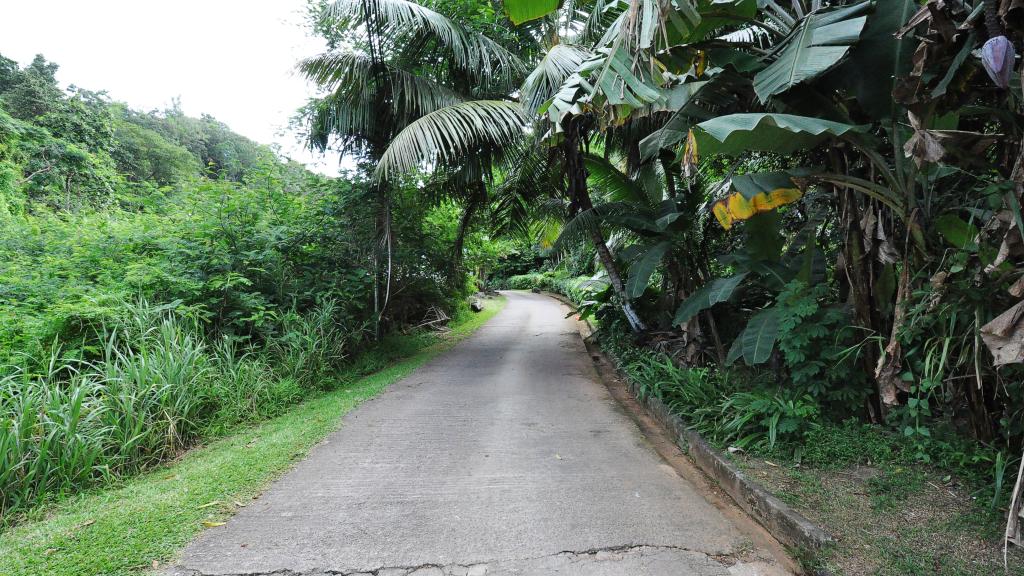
(732, 455, 1024, 575)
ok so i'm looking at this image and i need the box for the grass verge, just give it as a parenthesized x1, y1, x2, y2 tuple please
(587, 316, 1024, 575)
(732, 443, 1024, 575)
(0, 296, 505, 576)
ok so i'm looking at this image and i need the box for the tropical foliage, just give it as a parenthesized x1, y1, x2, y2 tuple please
(0, 51, 507, 520)
(5, 0, 1024, 554)
(298, 0, 1024, 538)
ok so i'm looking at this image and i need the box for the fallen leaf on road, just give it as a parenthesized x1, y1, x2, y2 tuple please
(198, 500, 222, 509)
(202, 521, 226, 528)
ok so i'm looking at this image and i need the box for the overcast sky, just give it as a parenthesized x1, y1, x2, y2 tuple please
(0, 0, 345, 175)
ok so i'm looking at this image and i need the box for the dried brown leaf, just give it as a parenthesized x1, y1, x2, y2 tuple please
(981, 300, 1024, 366)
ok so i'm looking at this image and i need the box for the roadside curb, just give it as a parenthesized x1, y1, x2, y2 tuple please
(543, 291, 834, 559)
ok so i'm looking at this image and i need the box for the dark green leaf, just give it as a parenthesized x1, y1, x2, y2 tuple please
(626, 241, 671, 299)
(673, 272, 749, 325)
(692, 113, 865, 157)
(753, 2, 872, 102)
(740, 307, 780, 365)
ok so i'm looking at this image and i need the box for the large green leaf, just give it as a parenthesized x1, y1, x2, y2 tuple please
(673, 272, 749, 325)
(691, 113, 865, 157)
(934, 214, 980, 251)
(584, 47, 665, 108)
(638, 71, 746, 161)
(626, 241, 671, 298)
(753, 2, 872, 102)
(737, 307, 780, 365)
(543, 46, 664, 127)
(829, 0, 916, 119)
(504, 0, 559, 24)
(665, 0, 757, 45)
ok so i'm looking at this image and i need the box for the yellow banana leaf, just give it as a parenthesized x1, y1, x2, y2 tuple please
(712, 172, 804, 230)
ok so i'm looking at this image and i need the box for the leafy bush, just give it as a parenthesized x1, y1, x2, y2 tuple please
(775, 280, 866, 411)
(1, 299, 364, 520)
(598, 320, 821, 452)
(0, 53, 506, 521)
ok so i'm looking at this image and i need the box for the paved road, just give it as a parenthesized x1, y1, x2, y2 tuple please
(169, 291, 790, 576)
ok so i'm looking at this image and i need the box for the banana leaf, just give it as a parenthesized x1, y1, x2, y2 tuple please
(503, 0, 559, 25)
(727, 307, 781, 366)
(712, 171, 807, 230)
(688, 113, 865, 158)
(673, 272, 749, 325)
(753, 2, 872, 102)
(626, 241, 671, 298)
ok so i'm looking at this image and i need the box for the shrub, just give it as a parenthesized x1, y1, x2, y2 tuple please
(0, 300, 360, 522)
(599, 320, 821, 453)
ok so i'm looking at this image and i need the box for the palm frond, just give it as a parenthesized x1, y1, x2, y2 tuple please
(300, 50, 465, 120)
(305, 90, 381, 155)
(491, 138, 563, 238)
(584, 154, 650, 205)
(579, 0, 629, 44)
(326, 0, 527, 84)
(521, 44, 591, 115)
(552, 201, 633, 254)
(375, 100, 527, 180)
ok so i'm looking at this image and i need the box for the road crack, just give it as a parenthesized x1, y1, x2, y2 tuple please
(169, 543, 740, 576)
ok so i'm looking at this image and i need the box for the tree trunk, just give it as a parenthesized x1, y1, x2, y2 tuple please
(372, 182, 393, 340)
(839, 186, 883, 421)
(589, 226, 647, 332)
(452, 184, 484, 276)
(564, 117, 646, 333)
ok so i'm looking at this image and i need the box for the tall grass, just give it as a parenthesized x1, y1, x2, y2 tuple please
(598, 323, 819, 452)
(0, 299, 354, 522)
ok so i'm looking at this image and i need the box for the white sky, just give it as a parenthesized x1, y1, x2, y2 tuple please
(0, 0, 346, 175)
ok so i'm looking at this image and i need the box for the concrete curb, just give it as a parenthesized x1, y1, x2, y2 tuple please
(543, 291, 833, 557)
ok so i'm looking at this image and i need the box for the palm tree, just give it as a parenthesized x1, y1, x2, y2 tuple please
(299, 0, 527, 332)
(361, 1, 658, 332)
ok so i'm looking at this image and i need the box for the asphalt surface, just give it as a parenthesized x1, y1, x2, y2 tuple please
(169, 291, 790, 576)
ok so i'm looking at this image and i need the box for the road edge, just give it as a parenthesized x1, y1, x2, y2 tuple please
(543, 291, 833, 573)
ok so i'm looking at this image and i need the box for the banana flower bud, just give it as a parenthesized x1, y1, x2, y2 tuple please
(982, 36, 1015, 89)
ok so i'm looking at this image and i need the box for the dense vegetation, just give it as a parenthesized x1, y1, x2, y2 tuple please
(5, 0, 1024, 562)
(295, 0, 1024, 543)
(0, 52, 500, 520)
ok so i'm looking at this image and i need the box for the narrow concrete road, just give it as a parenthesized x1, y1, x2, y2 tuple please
(170, 291, 790, 576)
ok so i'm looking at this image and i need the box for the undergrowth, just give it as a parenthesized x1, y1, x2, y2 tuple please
(0, 297, 486, 524)
(592, 306, 1019, 516)
(0, 295, 505, 576)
